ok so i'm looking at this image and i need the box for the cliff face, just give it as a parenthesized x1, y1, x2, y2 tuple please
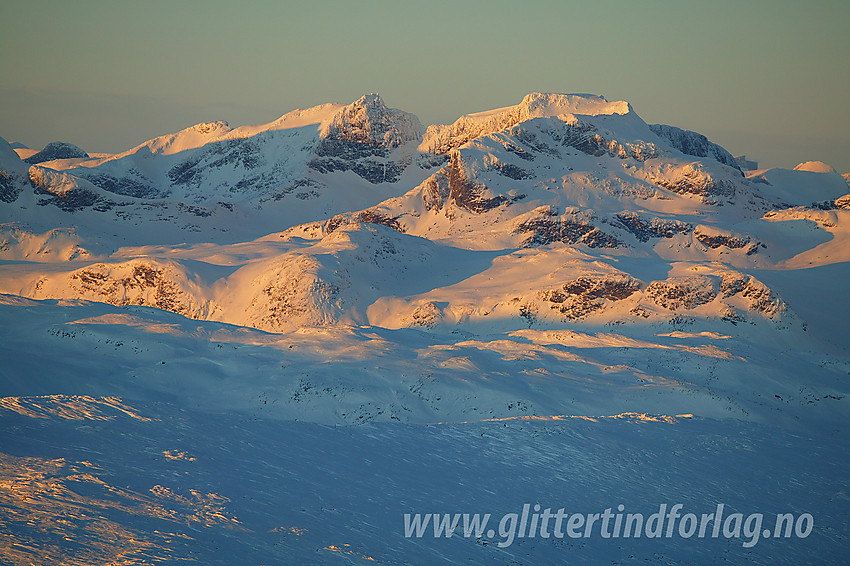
(649, 124, 741, 171)
(309, 94, 422, 184)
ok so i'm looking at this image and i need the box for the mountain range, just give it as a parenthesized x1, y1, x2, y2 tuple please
(3, 93, 848, 338)
(1, 92, 848, 564)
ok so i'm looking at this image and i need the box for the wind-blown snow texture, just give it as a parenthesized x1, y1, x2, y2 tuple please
(1, 93, 848, 565)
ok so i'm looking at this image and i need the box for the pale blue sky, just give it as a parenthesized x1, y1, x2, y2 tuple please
(1, 0, 848, 171)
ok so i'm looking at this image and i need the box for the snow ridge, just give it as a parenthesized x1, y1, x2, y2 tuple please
(421, 92, 632, 154)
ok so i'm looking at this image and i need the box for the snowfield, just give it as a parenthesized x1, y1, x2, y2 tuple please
(1, 92, 848, 564)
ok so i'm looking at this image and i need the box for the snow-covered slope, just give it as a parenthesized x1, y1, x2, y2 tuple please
(793, 160, 836, 173)
(4, 93, 849, 338)
(2, 92, 848, 564)
(0, 136, 32, 203)
(32, 94, 423, 205)
(746, 166, 850, 207)
(0, 95, 436, 254)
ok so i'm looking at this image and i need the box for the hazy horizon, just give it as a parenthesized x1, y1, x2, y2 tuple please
(2, 0, 848, 171)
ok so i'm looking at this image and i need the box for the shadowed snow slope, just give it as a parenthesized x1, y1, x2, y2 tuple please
(1, 92, 848, 565)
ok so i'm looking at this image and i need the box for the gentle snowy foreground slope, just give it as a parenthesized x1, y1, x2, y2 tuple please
(1, 93, 848, 564)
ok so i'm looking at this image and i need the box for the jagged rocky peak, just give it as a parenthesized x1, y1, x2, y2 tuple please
(168, 119, 232, 142)
(320, 93, 422, 149)
(649, 124, 741, 171)
(310, 94, 422, 184)
(421, 92, 632, 154)
(191, 120, 230, 135)
(24, 141, 89, 164)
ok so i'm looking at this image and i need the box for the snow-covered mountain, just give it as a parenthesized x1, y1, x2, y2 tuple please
(23, 141, 89, 165)
(0, 94, 434, 253)
(4, 90, 850, 346)
(2, 92, 848, 564)
(3, 92, 850, 345)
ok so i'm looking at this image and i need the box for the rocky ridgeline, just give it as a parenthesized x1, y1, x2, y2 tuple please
(526, 269, 791, 326)
(309, 94, 422, 184)
(29, 167, 117, 212)
(1, 94, 845, 337)
(29, 260, 212, 320)
(648, 124, 741, 171)
(392, 266, 794, 331)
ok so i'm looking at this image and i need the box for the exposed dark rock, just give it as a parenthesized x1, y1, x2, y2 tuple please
(615, 211, 692, 242)
(309, 94, 419, 184)
(30, 168, 114, 212)
(82, 173, 164, 199)
(579, 133, 659, 161)
(177, 203, 214, 217)
(811, 200, 837, 210)
(720, 307, 746, 325)
(24, 142, 89, 164)
(514, 216, 622, 248)
(720, 272, 749, 298)
(36, 189, 100, 212)
(314, 137, 390, 161)
(417, 153, 449, 170)
(421, 167, 452, 211)
(356, 210, 404, 232)
(718, 271, 787, 320)
(540, 120, 661, 162)
(541, 275, 640, 319)
(263, 178, 323, 202)
(309, 155, 405, 184)
(509, 125, 561, 158)
(500, 140, 535, 161)
(694, 231, 750, 249)
(732, 273, 786, 319)
(645, 277, 717, 310)
(491, 160, 532, 180)
(649, 124, 741, 171)
(579, 228, 622, 248)
(0, 173, 17, 203)
(653, 166, 736, 203)
(406, 302, 442, 328)
(324, 214, 350, 234)
(0, 170, 29, 203)
(325, 209, 405, 234)
(168, 140, 263, 187)
(448, 152, 507, 213)
(519, 303, 538, 326)
(68, 263, 195, 317)
(167, 157, 203, 185)
(562, 277, 640, 300)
